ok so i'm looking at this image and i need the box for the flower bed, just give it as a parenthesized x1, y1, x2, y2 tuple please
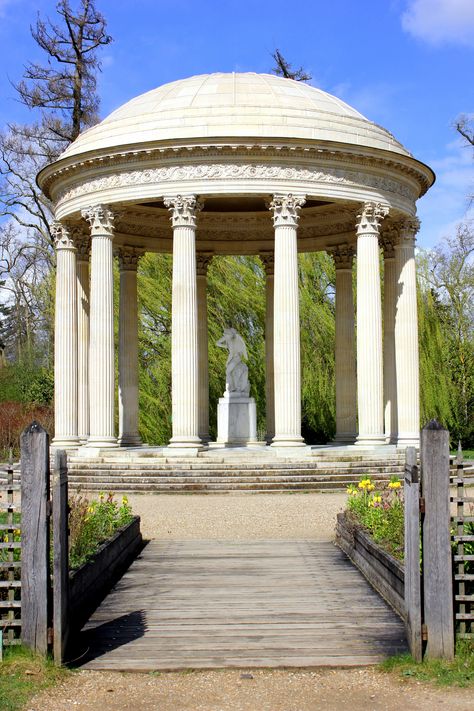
(336, 476, 406, 619)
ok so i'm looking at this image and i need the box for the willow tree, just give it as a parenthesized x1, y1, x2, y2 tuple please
(136, 251, 336, 445)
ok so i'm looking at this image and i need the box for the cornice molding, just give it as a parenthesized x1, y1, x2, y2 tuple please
(42, 143, 430, 204)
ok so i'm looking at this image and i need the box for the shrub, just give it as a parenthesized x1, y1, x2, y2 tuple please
(0, 402, 54, 460)
(68, 492, 134, 570)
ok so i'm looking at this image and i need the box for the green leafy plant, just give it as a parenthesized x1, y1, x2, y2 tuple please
(345, 476, 404, 559)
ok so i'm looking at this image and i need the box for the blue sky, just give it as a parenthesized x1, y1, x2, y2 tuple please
(0, 0, 473, 247)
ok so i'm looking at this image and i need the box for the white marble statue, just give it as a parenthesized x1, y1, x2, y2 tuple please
(216, 328, 250, 396)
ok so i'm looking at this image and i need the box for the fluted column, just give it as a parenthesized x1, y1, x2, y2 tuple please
(118, 248, 143, 447)
(355, 202, 388, 446)
(52, 222, 78, 446)
(395, 218, 421, 447)
(332, 245, 357, 443)
(269, 194, 306, 447)
(82, 205, 117, 448)
(165, 195, 202, 448)
(261, 252, 275, 443)
(197, 253, 212, 443)
(382, 233, 398, 443)
(76, 236, 90, 444)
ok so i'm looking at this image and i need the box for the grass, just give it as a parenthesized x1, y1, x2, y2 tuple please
(0, 645, 70, 711)
(381, 640, 474, 687)
(452, 449, 474, 460)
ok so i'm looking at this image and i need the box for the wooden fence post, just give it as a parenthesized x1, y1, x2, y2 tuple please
(421, 419, 454, 660)
(20, 422, 51, 655)
(404, 446, 422, 661)
(52, 450, 69, 665)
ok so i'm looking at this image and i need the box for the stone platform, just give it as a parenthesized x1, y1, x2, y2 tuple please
(64, 444, 407, 493)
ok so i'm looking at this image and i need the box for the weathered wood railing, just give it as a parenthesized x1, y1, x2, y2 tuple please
(451, 452, 474, 640)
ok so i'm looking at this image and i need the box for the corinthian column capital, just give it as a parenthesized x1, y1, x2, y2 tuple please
(51, 221, 77, 251)
(269, 194, 306, 227)
(117, 247, 144, 271)
(260, 252, 275, 276)
(355, 202, 389, 235)
(164, 195, 202, 228)
(331, 244, 355, 270)
(196, 252, 213, 276)
(81, 204, 116, 235)
(398, 216, 420, 244)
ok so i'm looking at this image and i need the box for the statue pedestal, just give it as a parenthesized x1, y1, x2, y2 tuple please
(217, 392, 257, 445)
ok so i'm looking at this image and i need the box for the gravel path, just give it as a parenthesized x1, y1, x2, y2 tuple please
(28, 668, 474, 711)
(125, 492, 347, 540)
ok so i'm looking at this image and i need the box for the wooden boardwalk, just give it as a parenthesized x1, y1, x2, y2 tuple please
(77, 540, 407, 670)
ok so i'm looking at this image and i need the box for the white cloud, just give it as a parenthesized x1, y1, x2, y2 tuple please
(402, 0, 474, 47)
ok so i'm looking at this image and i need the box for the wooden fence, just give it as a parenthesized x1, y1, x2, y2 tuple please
(0, 454, 22, 651)
(451, 452, 474, 640)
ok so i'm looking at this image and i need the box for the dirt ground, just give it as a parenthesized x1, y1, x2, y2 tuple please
(27, 667, 474, 711)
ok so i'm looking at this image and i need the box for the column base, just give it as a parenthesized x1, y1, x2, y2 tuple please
(118, 435, 142, 447)
(51, 436, 80, 448)
(168, 436, 203, 448)
(333, 432, 357, 444)
(396, 434, 420, 448)
(271, 436, 306, 447)
(85, 436, 118, 448)
(164, 442, 205, 458)
(355, 433, 386, 446)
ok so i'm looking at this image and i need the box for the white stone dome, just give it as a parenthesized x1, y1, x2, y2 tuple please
(61, 72, 410, 159)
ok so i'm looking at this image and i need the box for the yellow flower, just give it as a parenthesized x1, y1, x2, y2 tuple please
(99, 492, 105, 501)
(358, 481, 367, 489)
(367, 483, 375, 491)
(388, 481, 401, 490)
(372, 495, 382, 504)
(122, 495, 129, 505)
(14, 529, 21, 536)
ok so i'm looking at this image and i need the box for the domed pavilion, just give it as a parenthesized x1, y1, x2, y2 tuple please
(38, 72, 434, 455)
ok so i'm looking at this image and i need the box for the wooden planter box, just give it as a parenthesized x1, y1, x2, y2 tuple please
(69, 515, 143, 631)
(336, 511, 405, 620)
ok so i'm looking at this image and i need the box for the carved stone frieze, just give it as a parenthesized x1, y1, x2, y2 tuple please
(355, 202, 389, 236)
(164, 195, 202, 228)
(42, 144, 432, 203)
(81, 204, 116, 235)
(269, 194, 306, 227)
(55, 161, 418, 207)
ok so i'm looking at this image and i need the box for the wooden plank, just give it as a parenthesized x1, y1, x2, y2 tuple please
(76, 539, 407, 671)
(52, 450, 69, 666)
(421, 421, 454, 660)
(20, 422, 51, 656)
